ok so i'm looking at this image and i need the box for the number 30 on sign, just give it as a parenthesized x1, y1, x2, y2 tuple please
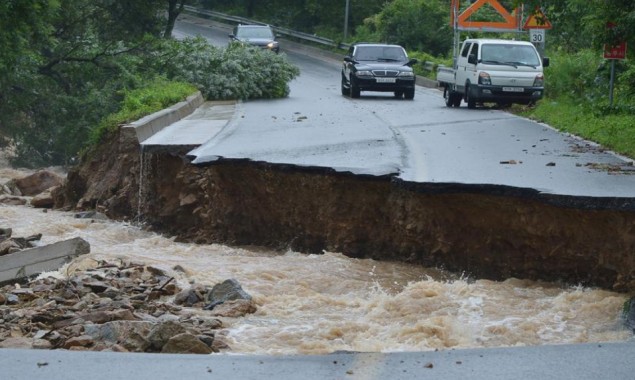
(530, 29, 545, 44)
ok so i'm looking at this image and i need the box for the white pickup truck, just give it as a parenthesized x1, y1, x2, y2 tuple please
(437, 38, 549, 108)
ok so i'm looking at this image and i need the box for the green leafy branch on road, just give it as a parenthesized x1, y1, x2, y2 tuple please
(152, 37, 299, 101)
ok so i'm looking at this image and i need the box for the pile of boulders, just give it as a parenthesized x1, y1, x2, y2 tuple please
(0, 260, 256, 354)
(0, 169, 63, 208)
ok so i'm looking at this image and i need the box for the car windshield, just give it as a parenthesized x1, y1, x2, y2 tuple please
(354, 46, 407, 61)
(481, 44, 541, 67)
(236, 27, 273, 39)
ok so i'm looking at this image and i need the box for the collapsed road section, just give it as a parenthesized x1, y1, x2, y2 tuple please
(52, 98, 635, 292)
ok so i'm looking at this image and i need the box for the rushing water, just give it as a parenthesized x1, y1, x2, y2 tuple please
(1, 198, 632, 355)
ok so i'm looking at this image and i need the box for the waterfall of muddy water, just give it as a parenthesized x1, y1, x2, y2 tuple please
(2, 204, 632, 355)
(136, 147, 151, 224)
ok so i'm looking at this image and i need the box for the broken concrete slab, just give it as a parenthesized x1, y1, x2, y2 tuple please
(0, 237, 90, 284)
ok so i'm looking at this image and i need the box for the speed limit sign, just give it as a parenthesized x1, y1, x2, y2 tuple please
(530, 29, 545, 44)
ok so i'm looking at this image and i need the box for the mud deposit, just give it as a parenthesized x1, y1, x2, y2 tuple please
(53, 126, 635, 293)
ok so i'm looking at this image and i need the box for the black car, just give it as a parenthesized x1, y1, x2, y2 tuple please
(341, 43, 417, 99)
(229, 24, 280, 54)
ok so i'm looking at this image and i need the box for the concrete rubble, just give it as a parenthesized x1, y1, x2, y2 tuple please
(0, 259, 255, 353)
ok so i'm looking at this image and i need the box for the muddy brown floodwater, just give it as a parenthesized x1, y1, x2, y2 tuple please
(1, 203, 632, 355)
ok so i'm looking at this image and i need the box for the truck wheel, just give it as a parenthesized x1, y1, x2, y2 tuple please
(452, 94, 461, 107)
(444, 86, 453, 107)
(465, 84, 476, 109)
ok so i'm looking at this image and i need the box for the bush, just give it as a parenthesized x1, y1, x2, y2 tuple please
(153, 37, 300, 101)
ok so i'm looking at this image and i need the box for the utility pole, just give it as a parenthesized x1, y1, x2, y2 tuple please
(344, 0, 350, 40)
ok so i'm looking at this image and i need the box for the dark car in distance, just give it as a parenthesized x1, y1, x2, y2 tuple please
(341, 43, 417, 99)
(229, 24, 280, 54)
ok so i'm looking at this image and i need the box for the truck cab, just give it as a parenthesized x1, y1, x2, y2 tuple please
(440, 38, 549, 108)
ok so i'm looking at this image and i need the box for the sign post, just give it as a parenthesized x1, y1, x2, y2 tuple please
(603, 23, 628, 106)
(523, 7, 552, 58)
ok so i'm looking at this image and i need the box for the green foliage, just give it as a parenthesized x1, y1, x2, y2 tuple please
(152, 37, 300, 100)
(90, 79, 197, 145)
(354, 0, 452, 56)
(542, 49, 603, 101)
(408, 51, 452, 79)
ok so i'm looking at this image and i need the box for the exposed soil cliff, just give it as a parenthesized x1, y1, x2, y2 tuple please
(53, 126, 635, 293)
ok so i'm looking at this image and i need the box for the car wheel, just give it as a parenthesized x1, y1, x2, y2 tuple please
(341, 75, 349, 96)
(394, 91, 403, 99)
(350, 78, 360, 98)
(465, 84, 476, 109)
(404, 89, 415, 100)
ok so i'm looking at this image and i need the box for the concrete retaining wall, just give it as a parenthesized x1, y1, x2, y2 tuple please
(121, 91, 204, 144)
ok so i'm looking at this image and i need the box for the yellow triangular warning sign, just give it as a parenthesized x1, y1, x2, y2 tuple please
(524, 8, 552, 30)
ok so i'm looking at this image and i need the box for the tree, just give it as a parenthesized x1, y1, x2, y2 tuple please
(165, 0, 189, 38)
(0, 0, 168, 167)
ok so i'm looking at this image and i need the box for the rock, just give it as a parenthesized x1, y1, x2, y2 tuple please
(0, 196, 27, 206)
(12, 170, 64, 196)
(161, 333, 213, 354)
(205, 279, 252, 310)
(147, 320, 187, 351)
(83, 321, 154, 352)
(30, 190, 55, 208)
(63, 335, 95, 349)
(208, 299, 257, 318)
(74, 211, 109, 220)
(174, 284, 207, 306)
(0, 239, 22, 256)
(0, 337, 34, 349)
(0, 228, 12, 240)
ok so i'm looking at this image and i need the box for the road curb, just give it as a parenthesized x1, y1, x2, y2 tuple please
(122, 91, 204, 143)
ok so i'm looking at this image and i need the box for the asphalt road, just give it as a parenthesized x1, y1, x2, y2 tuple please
(175, 16, 635, 200)
(4, 342, 635, 380)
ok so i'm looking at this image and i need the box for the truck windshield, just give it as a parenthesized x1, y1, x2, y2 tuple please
(481, 44, 541, 67)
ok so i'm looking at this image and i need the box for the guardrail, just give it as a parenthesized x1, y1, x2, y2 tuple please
(183, 5, 350, 50)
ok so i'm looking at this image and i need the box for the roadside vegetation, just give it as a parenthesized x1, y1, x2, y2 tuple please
(1, 0, 633, 167)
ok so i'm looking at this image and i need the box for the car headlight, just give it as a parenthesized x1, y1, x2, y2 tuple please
(478, 72, 491, 85)
(533, 73, 544, 87)
(398, 71, 414, 77)
(356, 70, 373, 77)
(267, 41, 279, 49)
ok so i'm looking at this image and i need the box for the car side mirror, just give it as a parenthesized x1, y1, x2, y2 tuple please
(468, 54, 477, 65)
(406, 58, 418, 67)
(229, 34, 235, 39)
(344, 57, 353, 63)
(542, 57, 550, 68)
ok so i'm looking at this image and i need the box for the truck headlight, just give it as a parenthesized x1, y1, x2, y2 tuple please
(533, 74, 544, 87)
(478, 72, 491, 85)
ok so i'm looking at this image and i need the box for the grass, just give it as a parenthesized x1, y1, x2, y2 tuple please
(90, 79, 197, 145)
(517, 99, 635, 160)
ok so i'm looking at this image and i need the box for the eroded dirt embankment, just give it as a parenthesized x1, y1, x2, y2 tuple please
(53, 126, 635, 293)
